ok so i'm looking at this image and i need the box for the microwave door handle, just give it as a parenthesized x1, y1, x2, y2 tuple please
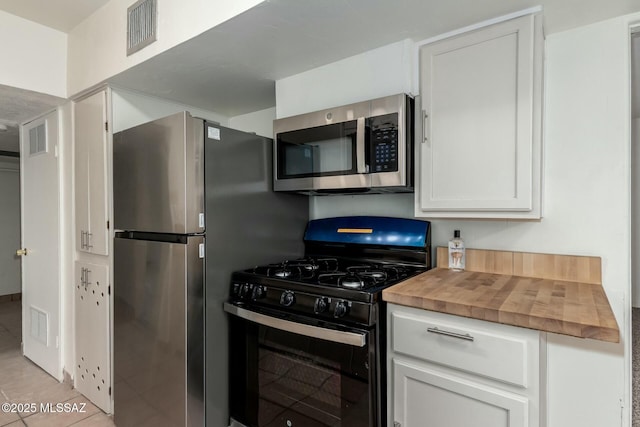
(224, 303, 366, 347)
(356, 117, 367, 174)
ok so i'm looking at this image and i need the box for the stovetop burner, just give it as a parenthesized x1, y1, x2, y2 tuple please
(246, 256, 424, 291)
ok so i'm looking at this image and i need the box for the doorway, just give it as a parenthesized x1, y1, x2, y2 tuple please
(631, 29, 640, 427)
(0, 151, 21, 302)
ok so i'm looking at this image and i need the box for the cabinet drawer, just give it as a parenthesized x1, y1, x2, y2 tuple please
(391, 311, 530, 387)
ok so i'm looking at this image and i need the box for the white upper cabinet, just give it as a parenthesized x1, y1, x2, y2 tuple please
(416, 14, 543, 219)
(75, 90, 109, 255)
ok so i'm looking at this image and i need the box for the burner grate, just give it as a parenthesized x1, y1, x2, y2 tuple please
(250, 257, 339, 281)
(247, 256, 425, 290)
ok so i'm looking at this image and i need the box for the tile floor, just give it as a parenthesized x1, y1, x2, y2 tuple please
(0, 300, 115, 427)
(634, 307, 639, 427)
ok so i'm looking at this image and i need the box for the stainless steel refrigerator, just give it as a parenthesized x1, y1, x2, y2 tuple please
(113, 112, 308, 427)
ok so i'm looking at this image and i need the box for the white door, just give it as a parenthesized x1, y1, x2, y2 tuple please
(20, 111, 61, 379)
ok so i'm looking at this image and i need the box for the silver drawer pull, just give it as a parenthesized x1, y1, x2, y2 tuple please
(427, 327, 474, 341)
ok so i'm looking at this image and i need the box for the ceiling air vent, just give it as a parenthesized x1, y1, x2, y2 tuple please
(127, 0, 157, 56)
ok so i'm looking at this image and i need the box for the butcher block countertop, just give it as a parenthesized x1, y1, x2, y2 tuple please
(382, 248, 620, 343)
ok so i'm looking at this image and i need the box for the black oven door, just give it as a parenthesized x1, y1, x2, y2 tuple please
(226, 304, 378, 427)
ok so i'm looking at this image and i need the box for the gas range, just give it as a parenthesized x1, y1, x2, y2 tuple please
(225, 216, 431, 427)
(228, 217, 431, 327)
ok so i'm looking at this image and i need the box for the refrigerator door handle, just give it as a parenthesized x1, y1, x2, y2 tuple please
(223, 302, 366, 347)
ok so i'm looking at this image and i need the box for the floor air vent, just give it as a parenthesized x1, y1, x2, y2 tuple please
(30, 306, 48, 345)
(127, 0, 157, 56)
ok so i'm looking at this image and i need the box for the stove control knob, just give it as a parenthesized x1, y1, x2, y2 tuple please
(231, 283, 242, 297)
(239, 283, 251, 299)
(280, 291, 295, 307)
(334, 300, 349, 318)
(314, 297, 329, 314)
(252, 285, 266, 300)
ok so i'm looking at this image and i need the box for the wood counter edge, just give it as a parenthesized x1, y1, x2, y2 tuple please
(382, 269, 620, 344)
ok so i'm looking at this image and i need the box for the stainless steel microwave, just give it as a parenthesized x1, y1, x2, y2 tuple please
(273, 93, 415, 194)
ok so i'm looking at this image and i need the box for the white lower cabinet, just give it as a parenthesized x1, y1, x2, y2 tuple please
(75, 261, 111, 412)
(394, 361, 528, 427)
(388, 304, 545, 427)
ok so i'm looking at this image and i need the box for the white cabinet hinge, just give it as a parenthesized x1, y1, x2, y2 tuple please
(105, 121, 109, 132)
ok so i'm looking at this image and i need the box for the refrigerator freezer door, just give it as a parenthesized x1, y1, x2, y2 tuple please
(113, 112, 204, 234)
(114, 235, 204, 427)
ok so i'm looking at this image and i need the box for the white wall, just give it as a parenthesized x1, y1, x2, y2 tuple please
(113, 89, 279, 136)
(228, 107, 276, 138)
(0, 10, 66, 98)
(633, 33, 640, 307)
(67, 0, 263, 97)
(634, 116, 640, 308)
(276, 39, 414, 118)
(111, 88, 229, 132)
(276, 15, 631, 427)
(0, 157, 20, 296)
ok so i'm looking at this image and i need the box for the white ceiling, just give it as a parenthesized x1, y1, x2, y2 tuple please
(2, 0, 640, 152)
(0, 86, 65, 152)
(109, 0, 640, 117)
(0, 0, 109, 32)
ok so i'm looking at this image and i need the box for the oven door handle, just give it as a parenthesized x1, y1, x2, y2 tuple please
(224, 303, 366, 347)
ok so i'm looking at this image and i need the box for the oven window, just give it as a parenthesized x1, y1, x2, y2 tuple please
(277, 121, 358, 179)
(257, 326, 372, 427)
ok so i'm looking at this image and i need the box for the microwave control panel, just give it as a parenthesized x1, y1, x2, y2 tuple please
(369, 113, 399, 173)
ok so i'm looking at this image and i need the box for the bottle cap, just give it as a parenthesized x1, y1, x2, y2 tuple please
(454, 230, 460, 238)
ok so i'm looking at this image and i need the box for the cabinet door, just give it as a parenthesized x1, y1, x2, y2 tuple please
(393, 359, 528, 427)
(87, 91, 109, 255)
(417, 14, 542, 218)
(75, 91, 109, 255)
(74, 111, 89, 252)
(75, 261, 111, 412)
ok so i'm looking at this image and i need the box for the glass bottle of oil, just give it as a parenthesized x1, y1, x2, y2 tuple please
(448, 230, 465, 271)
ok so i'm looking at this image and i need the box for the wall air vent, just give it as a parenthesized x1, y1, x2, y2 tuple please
(28, 123, 47, 156)
(127, 0, 157, 56)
